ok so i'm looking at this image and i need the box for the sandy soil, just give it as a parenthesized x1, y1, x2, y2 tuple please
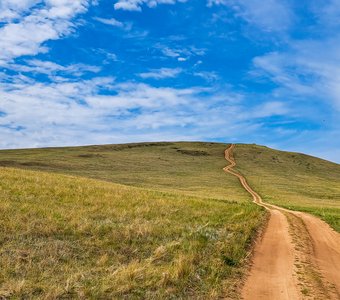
(223, 144, 340, 300)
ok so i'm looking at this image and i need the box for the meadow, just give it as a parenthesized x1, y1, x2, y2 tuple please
(0, 167, 264, 299)
(0, 142, 249, 201)
(234, 144, 340, 231)
(1, 141, 339, 298)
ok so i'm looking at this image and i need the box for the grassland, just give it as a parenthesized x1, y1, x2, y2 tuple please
(1, 141, 339, 297)
(0, 167, 264, 299)
(234, 144, 340, 231)
(0, 142, 249, 201)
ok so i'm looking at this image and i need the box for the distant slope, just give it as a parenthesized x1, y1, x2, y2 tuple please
(0, 142, 249, 202)
(0, 167, 264, 299)
(234, 144, 340, 231)
(0, 141, 339, 230)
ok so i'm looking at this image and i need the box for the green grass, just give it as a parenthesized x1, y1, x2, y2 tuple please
(0, 142, 249, 202)
(1, 141, 339, 297)
(0, 167, 265, 299)
(234, 144, 340, 231)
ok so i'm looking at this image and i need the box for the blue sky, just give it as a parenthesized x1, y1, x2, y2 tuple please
(0, 0, 339, 162)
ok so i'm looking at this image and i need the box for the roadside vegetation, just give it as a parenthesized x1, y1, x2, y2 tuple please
(234, 144, 340, 231)
(0, 167, 264, 299)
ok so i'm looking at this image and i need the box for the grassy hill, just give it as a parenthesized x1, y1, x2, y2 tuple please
(0, 141, 339, 297)
(0, 142, 249, 201)
(0, 141, 339, 231)
(234, 144, 340, 231)
(0, 167, 264, 299)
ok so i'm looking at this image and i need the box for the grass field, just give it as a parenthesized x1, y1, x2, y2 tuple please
(0, 142, 249, 201)
(0, 167, 265, 299)
(1, 141, 339, 297)
(234, 144, 340, 231)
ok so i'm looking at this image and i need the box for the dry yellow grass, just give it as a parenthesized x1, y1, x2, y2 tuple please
(0, 167, 265, 299)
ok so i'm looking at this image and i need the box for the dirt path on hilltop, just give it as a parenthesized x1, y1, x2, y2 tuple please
(223, 144, 340, 300)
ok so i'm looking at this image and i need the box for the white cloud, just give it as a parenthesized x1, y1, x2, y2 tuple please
(0, 0, 39, 22)
(194, 71, 219, 82)
(252, 52, 315, 95)
(157, 44, 206, 61)
(208, 0, 293, 32)
(4, 59, 101, 76)
(94, 49, 118, 63)
(310, 0, 340, 29)
(0, 0, 89, 64)
(113, 0, 182, 11)
(138, 68, 182, 79)
(252, 37, 340, 110)
(93, 17, 124, 27)
(0, 70, 293, 150)
(250, 101, 289, 118)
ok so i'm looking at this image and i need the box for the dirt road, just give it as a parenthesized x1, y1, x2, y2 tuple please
(223, 144, 340, 300)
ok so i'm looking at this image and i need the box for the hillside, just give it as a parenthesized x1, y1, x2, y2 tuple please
(0, 167, 264, 298)
(0, 141, 339, 231)
(0, 142, 249, 201)
(234, 144, 340, 231)
(1, 141, 339, 298)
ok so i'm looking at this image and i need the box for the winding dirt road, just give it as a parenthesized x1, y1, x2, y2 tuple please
(223, 144, 340, 300)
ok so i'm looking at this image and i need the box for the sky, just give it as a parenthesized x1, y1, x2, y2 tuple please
(0, 0, 339, 163)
